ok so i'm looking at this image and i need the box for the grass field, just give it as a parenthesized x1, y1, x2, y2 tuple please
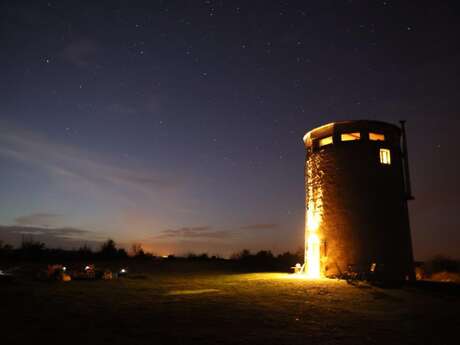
(1, 264, 459, 345)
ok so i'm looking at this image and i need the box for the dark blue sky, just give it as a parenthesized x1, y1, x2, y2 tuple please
(1, 1, 459, 258)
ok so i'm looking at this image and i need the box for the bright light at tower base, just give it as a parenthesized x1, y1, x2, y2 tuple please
(306, 233, 321, 278)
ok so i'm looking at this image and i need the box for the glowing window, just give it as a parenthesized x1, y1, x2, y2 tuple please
(341, 132, 361, 141)
(318, 136, 333, 147)
(380, 148, 391, 165)
(369, 132, 385, 141)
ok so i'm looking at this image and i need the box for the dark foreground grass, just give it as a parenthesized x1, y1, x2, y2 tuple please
(1, 267, 459, 345)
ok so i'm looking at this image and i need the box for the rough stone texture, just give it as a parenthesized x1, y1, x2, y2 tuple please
(304, 120, 415, 280)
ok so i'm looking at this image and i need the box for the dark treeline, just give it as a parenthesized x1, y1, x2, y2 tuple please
(0, 239, 303, 272)
(230, 249, 303, 272)
(1, 239, 459, 274)
(416, 255, 460, 275)
(0, 238, 130, 261)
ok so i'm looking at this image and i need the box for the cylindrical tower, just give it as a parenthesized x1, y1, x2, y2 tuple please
(303, 120, 415, 281)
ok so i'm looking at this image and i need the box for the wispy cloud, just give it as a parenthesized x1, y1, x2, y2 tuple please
(156, 226, 230, 239)
(154, 223, 277, 241)
(15, 213, 62, 227)
(239, 223, 278, 230)
(0, 225, 104, 249)
(1, 225, 92, 239)
(0, 125, 177, 194)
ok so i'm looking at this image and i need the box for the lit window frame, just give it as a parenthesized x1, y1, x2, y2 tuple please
(340, 132, 361, 142)
(369, 132, 385, 141)
(318, 136, 333, 147)
(379, 148, 391, 165)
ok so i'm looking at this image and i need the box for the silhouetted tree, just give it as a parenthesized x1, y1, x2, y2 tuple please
(255, 250, 274, 259)
(431, 255, 459, 273)
(0, 240, 13, 257)
(230, 249, 298, 272)
(198, 253, 209, 260)
(230, 249, 251, 260)
(276, 251, 303, 269)
(117, 247, 128, 258)
(131, 243, 145, 258)
(78, 244, 93, 259)
(186, 253, 210, 260)
(20, 238, 45, 258)
(99, 239, 118, 258)
(97, 239, 128, 259)
(186, 252, 198, 259)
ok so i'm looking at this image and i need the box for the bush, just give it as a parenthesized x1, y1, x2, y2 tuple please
(0, 241, 13, 257)
(20, 238, 46, 258)
(430, 255, 459, 273)
(98, 239, 127, 259)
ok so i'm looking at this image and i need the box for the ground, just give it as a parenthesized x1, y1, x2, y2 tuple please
(1, 264, 459, 345)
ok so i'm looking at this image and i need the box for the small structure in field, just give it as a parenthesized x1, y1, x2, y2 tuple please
(103, 270, 113, 280)
(46, 264, 71, 281)
(73, 264, 96, 280)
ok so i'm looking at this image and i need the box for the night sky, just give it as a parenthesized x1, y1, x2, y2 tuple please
(1, 1, 459, 259)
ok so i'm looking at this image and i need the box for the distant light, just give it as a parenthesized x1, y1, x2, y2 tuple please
(295, 263, 301, 269)
(162, 255, 168, 258)
(62, 267, 67, 271)
(85, 266, 90, 271)
(120, 268, 127, 274)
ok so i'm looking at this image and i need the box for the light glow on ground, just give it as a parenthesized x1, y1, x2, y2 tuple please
(241, 272, 333, 282)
